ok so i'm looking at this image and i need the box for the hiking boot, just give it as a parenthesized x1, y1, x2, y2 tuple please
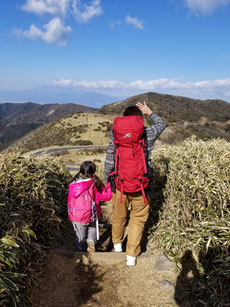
(87, 241, 95, 252)
(114, 243, 122, 252)
(126, 255, 136, 266)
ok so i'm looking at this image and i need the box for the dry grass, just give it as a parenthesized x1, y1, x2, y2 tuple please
(12, 112, 116, 152)
(149, 136, 230, 305)
(0, 151, 71, 306)
(150, 136, 230, 256)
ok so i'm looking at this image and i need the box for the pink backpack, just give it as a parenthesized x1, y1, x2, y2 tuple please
(68, 181, 94, 224)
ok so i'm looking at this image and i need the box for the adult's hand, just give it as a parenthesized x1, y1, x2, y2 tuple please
(136, 101, 152, 116)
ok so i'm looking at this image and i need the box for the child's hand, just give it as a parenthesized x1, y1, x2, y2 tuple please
(136, 101, 152, 116)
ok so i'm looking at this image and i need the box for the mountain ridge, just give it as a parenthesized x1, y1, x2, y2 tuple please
(6, 91, 230, 152)
(100, 92, 230, 123)
(0, 85, 123, 107)
(0, 102, 97, 150)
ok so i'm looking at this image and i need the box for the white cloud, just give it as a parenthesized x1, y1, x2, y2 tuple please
(53, 78, 230, 90)
(22, 17, 72, 46)
(185, 0, 230, 14)
(52, 77, 230, 101)
(21, 0, 103, 21)
(53, 77, 230, 90)
(21, 0, 71, 15)
(125, 15, 144, 30)
(19, 0, 103, 46)
(72, 0, 102, 23)
(53, 78, 124, 88)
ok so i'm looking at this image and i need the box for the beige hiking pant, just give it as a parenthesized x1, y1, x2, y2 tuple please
(112, 189, 149, 257)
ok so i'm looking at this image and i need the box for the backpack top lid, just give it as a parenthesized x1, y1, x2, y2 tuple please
(113, 116, 144, 145)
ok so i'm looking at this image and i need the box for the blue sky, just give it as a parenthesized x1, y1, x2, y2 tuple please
(1, 0, 230, 102)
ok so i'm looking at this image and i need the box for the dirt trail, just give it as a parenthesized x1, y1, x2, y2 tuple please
(29, 204, 181, 307)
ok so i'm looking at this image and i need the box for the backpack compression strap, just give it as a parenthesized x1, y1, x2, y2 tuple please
(139, 177, 147, 204)
(114, 145, 124, 203)
(139, 140, 148, 204)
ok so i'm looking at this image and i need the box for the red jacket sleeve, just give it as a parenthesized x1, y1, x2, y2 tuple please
(94, 182, 112, 204)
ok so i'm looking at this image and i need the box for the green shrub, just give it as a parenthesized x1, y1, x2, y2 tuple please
(93, 159, 101, 163)
(74, 140, 93, 146)
(0, 152, 71, 306)
(93, 127, 102, 131)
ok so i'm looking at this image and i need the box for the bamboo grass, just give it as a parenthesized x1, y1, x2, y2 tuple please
(0, 152, 71, 306)
(150, 136, 230, 306)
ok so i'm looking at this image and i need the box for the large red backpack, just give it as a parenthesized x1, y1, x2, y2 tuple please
(110, 116, 149, 204)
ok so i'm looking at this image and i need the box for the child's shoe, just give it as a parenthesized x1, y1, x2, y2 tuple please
(126, 255, 136, 266)
(114, 243, 122, 252)
(75, 239, 87, 252)
(87, 241, 95, 252)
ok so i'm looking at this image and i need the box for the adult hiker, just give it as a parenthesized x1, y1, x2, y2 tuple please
(68, 161, 112, 252)
(104, 101, 166, 266)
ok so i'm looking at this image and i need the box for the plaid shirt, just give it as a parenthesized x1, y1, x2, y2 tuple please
(104, 112, 166, 181)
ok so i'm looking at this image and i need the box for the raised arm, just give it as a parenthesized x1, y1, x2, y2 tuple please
(136, 101, 166, 154)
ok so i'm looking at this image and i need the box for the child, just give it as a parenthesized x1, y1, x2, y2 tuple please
(68, 161, 112, 252)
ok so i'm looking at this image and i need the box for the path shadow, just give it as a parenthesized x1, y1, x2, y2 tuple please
(96, 211, 131, 252)
(96, 224, 113, 252)
(174, 247, 230, 307)
(141, 158, 169, 253)
(28, 227, 106, 307)
(74, 254, 105, 306)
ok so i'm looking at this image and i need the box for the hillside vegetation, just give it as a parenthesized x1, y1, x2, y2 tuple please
(11, 112, 115, 152)
(3, 92, 230, 152)
(0, 102, 97, 150)
(0, 152, 70, 306)
(101, 92, 230, 122)
(1, 136, 230, 306)
(149, 137, 230, 305)
(101, 92, 230, 143)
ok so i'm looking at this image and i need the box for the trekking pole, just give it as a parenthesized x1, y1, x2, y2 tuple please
(96, 217, 99, 240)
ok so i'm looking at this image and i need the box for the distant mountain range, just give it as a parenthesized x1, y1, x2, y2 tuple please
(0, 85, 123, 107)
(1, 92, 230, 152)
(0, 102, 97, 150)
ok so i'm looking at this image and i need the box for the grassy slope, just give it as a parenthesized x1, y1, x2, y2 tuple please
(0, 102, 97, 150)
(6, 92, 230, 152)
(11, 112, 117, 152)
(101, 92, 230, 143)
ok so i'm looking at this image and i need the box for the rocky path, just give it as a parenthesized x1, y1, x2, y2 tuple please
(29, 204, 183, 307)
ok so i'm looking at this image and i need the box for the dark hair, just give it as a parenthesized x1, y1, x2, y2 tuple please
(123, 106, 143, 117)
(71, 160, 105, 193)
